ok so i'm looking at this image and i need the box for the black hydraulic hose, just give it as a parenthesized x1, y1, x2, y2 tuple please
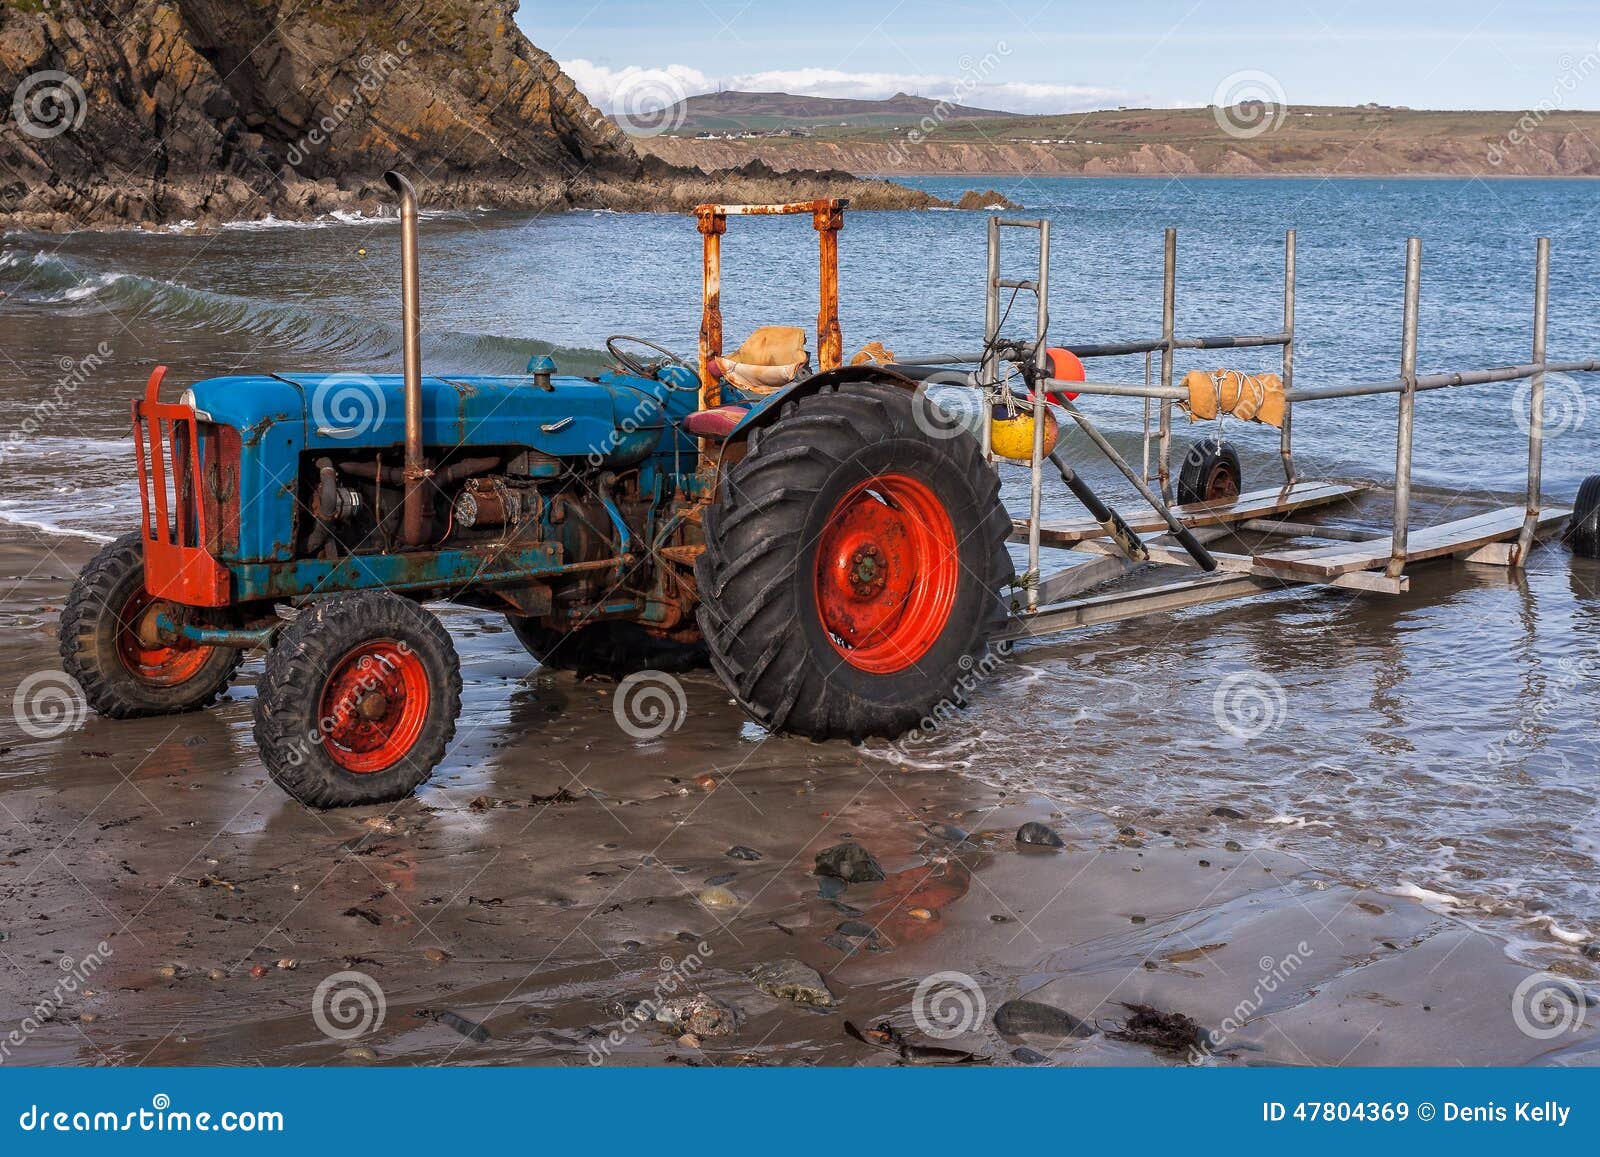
(1046, 452, 1150, 564)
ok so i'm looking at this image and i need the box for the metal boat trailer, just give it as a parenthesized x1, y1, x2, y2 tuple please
(894, 220, 1600, 644)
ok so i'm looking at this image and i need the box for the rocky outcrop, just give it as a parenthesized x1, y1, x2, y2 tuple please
(0, 0, 947, 231)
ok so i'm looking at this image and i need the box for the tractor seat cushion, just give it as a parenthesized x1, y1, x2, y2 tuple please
(683, 404, 749, 439)
(728, 325, 807, 367)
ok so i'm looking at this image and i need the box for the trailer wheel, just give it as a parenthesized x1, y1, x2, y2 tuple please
(1177, 437, 1243, 504)
(254, 590, 460, 808)
(58, 531, 244, 717)
(1566, 474, 1600, 558)
(696, 379, 1012, 740)
(507, 618, 707, 676)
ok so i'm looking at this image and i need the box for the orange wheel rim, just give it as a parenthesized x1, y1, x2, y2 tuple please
(115, 588, 213, 687)
(813, 473, 960, 674)
(318, 640, 430, 774)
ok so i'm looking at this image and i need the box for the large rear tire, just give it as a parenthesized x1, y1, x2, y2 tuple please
(254, 590, 461, 808)
(58, 531, 243, 717)
(696, 379, 1012, 740)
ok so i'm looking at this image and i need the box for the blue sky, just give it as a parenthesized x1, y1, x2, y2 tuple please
(517, 0, 1600, 114)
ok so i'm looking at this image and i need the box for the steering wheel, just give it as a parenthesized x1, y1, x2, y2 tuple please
(606, 335, 696, 388)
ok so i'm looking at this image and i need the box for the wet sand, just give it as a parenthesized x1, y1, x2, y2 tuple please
(3, 523, 1596, 1067)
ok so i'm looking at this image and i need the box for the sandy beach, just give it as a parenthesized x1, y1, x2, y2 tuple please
(3, 516, 1595, 1067)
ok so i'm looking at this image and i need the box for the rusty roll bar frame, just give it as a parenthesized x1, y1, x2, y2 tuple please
(694, 199, 846, 421)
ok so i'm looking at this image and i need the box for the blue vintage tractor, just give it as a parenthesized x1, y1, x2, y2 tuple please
(58, 173, 1013, 807)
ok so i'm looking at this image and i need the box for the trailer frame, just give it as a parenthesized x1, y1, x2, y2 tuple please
(894, 222, 1592, 644)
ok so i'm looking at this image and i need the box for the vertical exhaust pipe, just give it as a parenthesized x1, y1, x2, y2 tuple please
(385, 170, 428, 547)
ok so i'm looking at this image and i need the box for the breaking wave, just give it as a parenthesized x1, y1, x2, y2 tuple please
(0, 246, 610, 376)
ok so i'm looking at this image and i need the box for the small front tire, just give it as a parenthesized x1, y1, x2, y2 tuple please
(1566, 473, 1600, 558)
(254, 591, 461, 808)
(1177, 437, 1243, 505)
(58, 531, 243, 717)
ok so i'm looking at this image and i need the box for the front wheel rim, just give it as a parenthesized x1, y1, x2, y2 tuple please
(319, 640, 430, 774)
(115, 588, 213, 687)
(813, 473, 960, 674)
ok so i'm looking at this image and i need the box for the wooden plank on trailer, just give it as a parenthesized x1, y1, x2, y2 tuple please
(1010, 481, 1369, 547)
(1068, 536, 1408, 593)
(1001, 573, 1275, 641)
(1030, 525, 1235, 605)
(1254, 506, 1571, 578)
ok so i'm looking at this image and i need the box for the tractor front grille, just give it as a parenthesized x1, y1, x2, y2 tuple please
(131, 367, 237, 607)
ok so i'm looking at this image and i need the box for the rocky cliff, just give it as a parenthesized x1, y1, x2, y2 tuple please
(0, 0, 945, 231)
(638, 106, 1600, 179)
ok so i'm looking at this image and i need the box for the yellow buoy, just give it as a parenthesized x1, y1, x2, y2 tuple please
(988, 406, 1059, 461)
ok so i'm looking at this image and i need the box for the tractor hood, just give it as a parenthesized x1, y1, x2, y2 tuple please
(178, 370, 676, 564)
(183, 371, 667, 461)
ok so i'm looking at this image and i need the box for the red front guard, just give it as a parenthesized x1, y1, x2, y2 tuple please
(131, 366, 236, 607)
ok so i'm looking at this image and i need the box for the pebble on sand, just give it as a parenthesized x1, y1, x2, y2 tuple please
(651, 993, 742, 1038)
(750, 959, 835, 1008)
(424, 947, 449, 963)
(726, 846, 763, 861)
(814, 842, 885, 883)
(993, 998, 1093, 1039)
(696, 886, 738, 910)
(1016, 821, 1066, 848)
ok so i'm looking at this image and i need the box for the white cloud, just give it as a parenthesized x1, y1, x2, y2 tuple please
(561, 59, 1128, 116)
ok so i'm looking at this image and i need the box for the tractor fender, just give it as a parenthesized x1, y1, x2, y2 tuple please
(726, 364, 931, 441)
